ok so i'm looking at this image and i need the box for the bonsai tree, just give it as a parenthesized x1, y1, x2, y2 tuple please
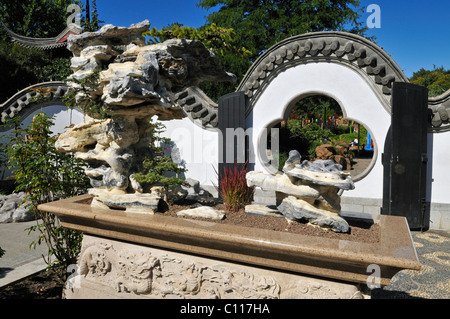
(133, 119, 187, 204)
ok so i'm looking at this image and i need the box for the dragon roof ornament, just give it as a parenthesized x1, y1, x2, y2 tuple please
(0, 19, 82, 50)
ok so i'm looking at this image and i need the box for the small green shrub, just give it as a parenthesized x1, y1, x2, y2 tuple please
(134, 120, 187, 204)
(216, 162, 254, 213)
(6, 112, 90, 281)
(0, 246, 5, 258)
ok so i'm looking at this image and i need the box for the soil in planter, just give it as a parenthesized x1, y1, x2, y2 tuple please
(77, 196, 381, 243)
(0, 270, 63, 299)
(162, 200, 381, 244)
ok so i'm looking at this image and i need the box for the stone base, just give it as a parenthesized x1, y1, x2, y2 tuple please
(64, 235, 365, 299)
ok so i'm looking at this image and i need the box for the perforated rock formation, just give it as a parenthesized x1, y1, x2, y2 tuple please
(55, 21, 235, 212)
(246, 150, 354, 233)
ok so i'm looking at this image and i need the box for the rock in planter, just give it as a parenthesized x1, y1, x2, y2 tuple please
(277, 196, 349, 233)
(89, 189, 160, 214)
(56, 21, 236, 214)
(176, 206, 225, 221)
(245, 204, 283, 218)
(181, 178, 218, 206)
(246, 150, 354, 233)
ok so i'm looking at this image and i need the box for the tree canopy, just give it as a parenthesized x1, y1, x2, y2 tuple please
(194, 0, 368, 99)
(0, 0, 73, 38)
(409, 66, 450, 97)
(197, 0, 367, 60)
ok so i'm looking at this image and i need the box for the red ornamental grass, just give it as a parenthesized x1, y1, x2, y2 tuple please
(218, 163, 254, 213)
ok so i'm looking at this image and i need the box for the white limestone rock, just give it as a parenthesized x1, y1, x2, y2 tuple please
(245, 204, 283, 218)
(58, 20, 236, 213)
(89, 189, 160, 214)
(282, 152, 355, 191)
(246, 171, 321, 199)
(0, 193, 34, 223)
(277, 196, 349, 233)
(245, 150, 353, 233)
(176, 206, 225, 221)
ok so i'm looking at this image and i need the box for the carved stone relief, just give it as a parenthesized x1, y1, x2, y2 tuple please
(68, 236, 363, 299)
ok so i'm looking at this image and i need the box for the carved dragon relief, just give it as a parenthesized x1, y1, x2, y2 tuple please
(75, 240, 363, 299)
(77, 241, 282, 299)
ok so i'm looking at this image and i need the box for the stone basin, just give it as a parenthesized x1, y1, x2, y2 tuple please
(38, 194, 421, 292)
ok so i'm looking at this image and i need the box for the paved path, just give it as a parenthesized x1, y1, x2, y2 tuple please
(0, 220, 48, 288)
(346, 157, 373, 178)
(372, 230, 450, 299)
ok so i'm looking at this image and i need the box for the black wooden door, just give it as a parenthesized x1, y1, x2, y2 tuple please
(218, 91, 246, 176)
(382, 82, 429, 230)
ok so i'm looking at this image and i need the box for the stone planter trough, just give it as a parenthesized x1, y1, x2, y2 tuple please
(38, 194, 421, 299)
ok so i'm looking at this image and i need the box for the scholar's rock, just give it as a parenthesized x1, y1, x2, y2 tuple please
(246, 150, 353, 233)
(57, 21, 236, 213)
(277, 196, 349, 233)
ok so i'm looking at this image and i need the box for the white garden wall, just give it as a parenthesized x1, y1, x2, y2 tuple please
(246, 62, 390, 200)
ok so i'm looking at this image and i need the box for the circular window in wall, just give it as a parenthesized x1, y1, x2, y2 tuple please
(264, 95, 376, 182)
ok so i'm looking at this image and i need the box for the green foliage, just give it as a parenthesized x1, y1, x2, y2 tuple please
(0, 246, 5, 258)
(287, 122, 333, 157)
(198, 0, 366, 57)
(215, 162, 254, 213)
(5, 112, 90, 281)
(294, 95, 343, 119)
(0, 39, 71, 101)
(76, 0, 104, 32)
(0, 0, 73, 101)
(0, 0, 74, 39)
(196, 0, 369, 98)
(146, 23, 248, 56)
(134, 120, 187, 200)
(42, 57, 73, 82)
(63, 70, 108, 118)
(278, 119, 367, 161)
(146, 22, 252, 101)
(410, 66, 450, 97)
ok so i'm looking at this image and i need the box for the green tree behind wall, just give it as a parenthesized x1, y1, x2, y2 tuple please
(195, 0, 368, 98)
(409, 66, 450, 97)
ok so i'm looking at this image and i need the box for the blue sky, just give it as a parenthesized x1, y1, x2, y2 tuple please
(95, 0, 449, 79)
